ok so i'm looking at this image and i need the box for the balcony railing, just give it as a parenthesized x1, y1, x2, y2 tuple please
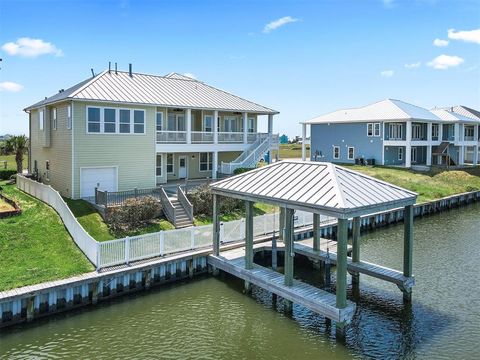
(218, 132, 244, 143)
(191, 131, 214, 143)
(157, 131, 187, 143)
(464, 136, 475, 141)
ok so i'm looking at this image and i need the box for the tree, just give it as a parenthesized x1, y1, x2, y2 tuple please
(6, 135, 28, 174)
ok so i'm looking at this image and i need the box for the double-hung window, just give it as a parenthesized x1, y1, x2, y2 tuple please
(67, 105, 72, 129)
(134, 110, 145, 133)
(464, 126, 474, 140)
(224, 116, 237, 132)
(119, 109, 130, 133)
(432, 124, 439, 140)
(156, 112, 163, 131)
(87, 107, 100, 133)
(367, 123, 373, 137)
(39, 110, 44, 130)
(348, 147, 355, 160)
(367, 123, 380, 137)
(200, 152, 212, 171)
(167, 154, 174, 174)
(398, 147, 404, 161)
(389, 123, 403, 140)
(412, 123, 424, 140)
(333, 146, 340, 159)
(248, 118, 255, 132)
(104, 108, 116, 133)
(156, 154, 162, 176)
(52, 108, 57, 130)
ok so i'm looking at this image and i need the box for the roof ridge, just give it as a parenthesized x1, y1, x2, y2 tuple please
(70, 70, 109, 98)
(387, 99, 413, 119)
(330, 163, 347, 208)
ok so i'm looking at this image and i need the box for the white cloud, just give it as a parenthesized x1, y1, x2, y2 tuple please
(263, 16, 299, 33)
(1, 37, 63, 57)
(433, 38, 449, 47)
(183, 73, 196, 79)
(405, 62, 421, 69)
(382, 0, 396, 8)
(447, 28, 480, 44)
(427, 54, 464, 70)
(380, 70, 394, 77)
(0, 81, 24, 92)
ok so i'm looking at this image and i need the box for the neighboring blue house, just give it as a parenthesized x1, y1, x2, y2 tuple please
(300, 99, 480, 168)
(279, 134, 289, 144)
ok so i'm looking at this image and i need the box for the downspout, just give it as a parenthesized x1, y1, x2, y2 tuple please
(24, 109, 31, 173)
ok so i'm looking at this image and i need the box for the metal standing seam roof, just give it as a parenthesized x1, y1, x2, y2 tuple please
(430, 108, 480, 123)
(211, 161, 417, 219)
(303, 99, 441, 124)
(439, 105, 480, 122)
(25, 70, 278, 114)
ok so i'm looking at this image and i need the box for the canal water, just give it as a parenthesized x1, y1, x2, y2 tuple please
(1, 203, 479, 359)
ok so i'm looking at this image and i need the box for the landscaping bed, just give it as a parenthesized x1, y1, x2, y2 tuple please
(0, 182, 93, 291)
(0, 193, 21, 218)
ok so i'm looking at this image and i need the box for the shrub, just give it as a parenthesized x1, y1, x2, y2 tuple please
(106, 196, 162, 233)
(187, 184, 243, 217)
(233, 167, 254, 175)
(0, 169, 16, 180)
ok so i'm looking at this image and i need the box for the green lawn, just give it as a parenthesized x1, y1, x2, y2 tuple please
(343, 165, 480, 203)
(271, 143, 310, 159)
(0, 182, 94, 291)
(0, 154, 28, 171)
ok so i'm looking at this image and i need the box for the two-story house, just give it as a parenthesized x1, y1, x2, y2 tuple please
(25, 68, 278, 199)
(301, 99, 480, 168)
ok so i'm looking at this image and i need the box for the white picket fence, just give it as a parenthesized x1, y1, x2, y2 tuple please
(16, 176, 332, 269)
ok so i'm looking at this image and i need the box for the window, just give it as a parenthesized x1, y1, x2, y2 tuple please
(200, 152, 213, 171)
(389, 123, 403, 140)
(167, 113, 185, 131)
(432, 124, 439, 140)
(39, 110, 44, 130)
(156, 154, 162, 176)
(67, 105, 72, 129)
(167, 154, 174, 174)
(398, 147, 404, 161)
(156, 112, 163, 131)
(465, 126, 474, 139)
(367, 123, 380, 137)
(333, 146, 340, 159)
(412, 123, 424, 140)
(104, 108, 116, 133)
(203, 115, 213, 132)
(248, 118, 255, 133)
(224, 116, 237, 132)
(367, 123, 373, 137)
(87, 107, 100, 133)
(119, 109, 130, 133)
(348, 147, 354, 160)
(133, 110, 145, 133)
(52, 108, 57, 130)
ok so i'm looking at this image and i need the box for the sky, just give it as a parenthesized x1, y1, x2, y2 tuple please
(0, 0, 479, 138)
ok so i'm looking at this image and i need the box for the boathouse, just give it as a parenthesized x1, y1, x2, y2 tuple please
(209, 161, 417, 334)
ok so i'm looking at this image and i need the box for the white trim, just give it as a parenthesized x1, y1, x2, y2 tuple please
(156, 111, 163, 131)
(52, 108, 57, 130)
(333, 145, 340, 159)
(71, 101, 75, 198)
(347, 146, 355, 160)
(79, 165, 119, 198)
(156, 153, 163, 177)
(39, 109, 44, 131)
(166, 153, 174, 174)
(203, 114, 213, 132)
(67, 105, 72, 129)
(198, 152, 213, 172)
(374, 123, 381, 137)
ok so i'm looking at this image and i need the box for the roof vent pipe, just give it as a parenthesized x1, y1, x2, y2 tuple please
(91, 68, 95, 78)
(115, 62, 118, 75)
(109, 61, 111, 73)
(129, 63, 132, 77)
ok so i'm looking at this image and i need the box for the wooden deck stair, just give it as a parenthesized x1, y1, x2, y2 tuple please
(169, 196, 194, 228)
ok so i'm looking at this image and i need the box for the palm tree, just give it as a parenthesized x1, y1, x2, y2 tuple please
(6, 135, 28, 174)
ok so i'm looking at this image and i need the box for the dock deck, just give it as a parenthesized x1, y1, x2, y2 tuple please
(208, 247, 356, 323)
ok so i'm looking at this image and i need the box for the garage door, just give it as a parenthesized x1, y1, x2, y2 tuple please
(80, 167, 117, 198)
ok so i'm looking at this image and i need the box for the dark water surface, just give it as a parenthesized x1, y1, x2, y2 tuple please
(1, 203, 479, 359)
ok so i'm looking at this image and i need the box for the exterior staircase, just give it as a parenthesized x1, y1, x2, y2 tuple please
(433, 141, 456, 166)
(220, 134, 279, 174)
(169, 196, 194, 228)
(158, 186, 194, 228)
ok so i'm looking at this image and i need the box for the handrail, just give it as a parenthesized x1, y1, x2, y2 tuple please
(159, 187, 176, 224)
(177, 186, 194, 221)
(221, 135, 271, 173)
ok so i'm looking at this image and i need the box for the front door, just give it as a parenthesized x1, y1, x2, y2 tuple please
(178, 156, 187, 179)
(411, 147, 418, 164)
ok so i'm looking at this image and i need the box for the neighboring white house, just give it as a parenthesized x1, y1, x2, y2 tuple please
(24, 68, 279, 199)
(301, 99, 480, 168)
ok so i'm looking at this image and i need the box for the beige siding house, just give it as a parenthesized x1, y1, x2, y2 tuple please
(25, 69, 279, 199)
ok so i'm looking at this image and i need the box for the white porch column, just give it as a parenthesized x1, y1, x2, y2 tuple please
(438, 123, 443, 142)
(186, 108, 192, 144)
(243, 112, 248, 144)
(426, 146, 432, 166)
(474, 126, 479, 165)
(301, 123, 307, 161)
(268, 114, 274, 164)
(212, 151, 218, 179)
(454, 124, 460, 142)
(213, 110, 218, 144)
(426, 123, 432, 166)
(405, 121, 412, 167)
(459, 145, 465, 165)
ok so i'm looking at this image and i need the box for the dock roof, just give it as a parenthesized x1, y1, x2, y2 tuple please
(25, 71, 278, 114)
(211, 161, 417, 219)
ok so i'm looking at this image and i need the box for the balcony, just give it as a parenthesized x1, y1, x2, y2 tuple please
(192, 131, 214, 143)
(218, 132, 244, 143)
(156, 131, 187, 143)
(156, 131, 278, 146)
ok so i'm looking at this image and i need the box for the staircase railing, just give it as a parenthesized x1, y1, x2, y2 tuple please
(221, 136, 271, 174)
(159, 187, 176, 224)
(177, 186, 194, 221)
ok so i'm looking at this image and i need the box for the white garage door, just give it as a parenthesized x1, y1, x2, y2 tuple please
(80, 167, 117, 198)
